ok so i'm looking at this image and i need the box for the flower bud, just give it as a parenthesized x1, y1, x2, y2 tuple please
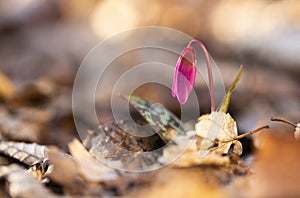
(172, 47, 196, 104)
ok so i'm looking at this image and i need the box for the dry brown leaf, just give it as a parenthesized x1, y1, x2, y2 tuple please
(49, 140, 133, 196)
(15, 77, 56, 106)
(68, 139, 156, 196)
(0, 164, 55, 198)
(159, 131, 232, 167)
(0, 108, 41, 142)
(47, 146, 86, 195)
(85, 122, 162, 171)
(0, 141, 48, 166)
(196, 112, 241, 156)
(16, 107, 52, 124)
(68, 139, 119, 183)
(0, 71, 15, 101)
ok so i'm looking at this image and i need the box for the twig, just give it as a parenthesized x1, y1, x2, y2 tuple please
(270, 117, 297, 128)
(234, 125, 270, 140)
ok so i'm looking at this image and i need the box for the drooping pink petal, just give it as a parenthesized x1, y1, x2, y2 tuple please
(172, 47, 196, 104)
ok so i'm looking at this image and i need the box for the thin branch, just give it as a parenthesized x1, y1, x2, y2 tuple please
(270, 117, 297, 128)
(234, 125, 270, 140)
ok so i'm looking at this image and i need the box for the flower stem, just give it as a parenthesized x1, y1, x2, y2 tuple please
(188, 39, 215, 111)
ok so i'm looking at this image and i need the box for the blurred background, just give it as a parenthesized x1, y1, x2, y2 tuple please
(0, 0, 299, 147)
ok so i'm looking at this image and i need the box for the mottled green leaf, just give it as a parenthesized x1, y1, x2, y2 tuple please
(128, 96, 187, 137)
(218, 65, 243, 113)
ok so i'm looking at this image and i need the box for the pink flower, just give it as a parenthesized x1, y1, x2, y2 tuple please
(171, 39, 216, 111)
(172, 47, 196, 104)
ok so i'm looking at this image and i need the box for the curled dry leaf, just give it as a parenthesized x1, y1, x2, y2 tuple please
(0, 141, 48, 166)
(47, 146, 86, 195)
(0, 140, 53, 182)
(68, 138, 119, 183)
(196, 111, 242, 157)
(49, 139, 153, 196)
(0, 164, 55, 198)
(70, 139, 132, 195)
